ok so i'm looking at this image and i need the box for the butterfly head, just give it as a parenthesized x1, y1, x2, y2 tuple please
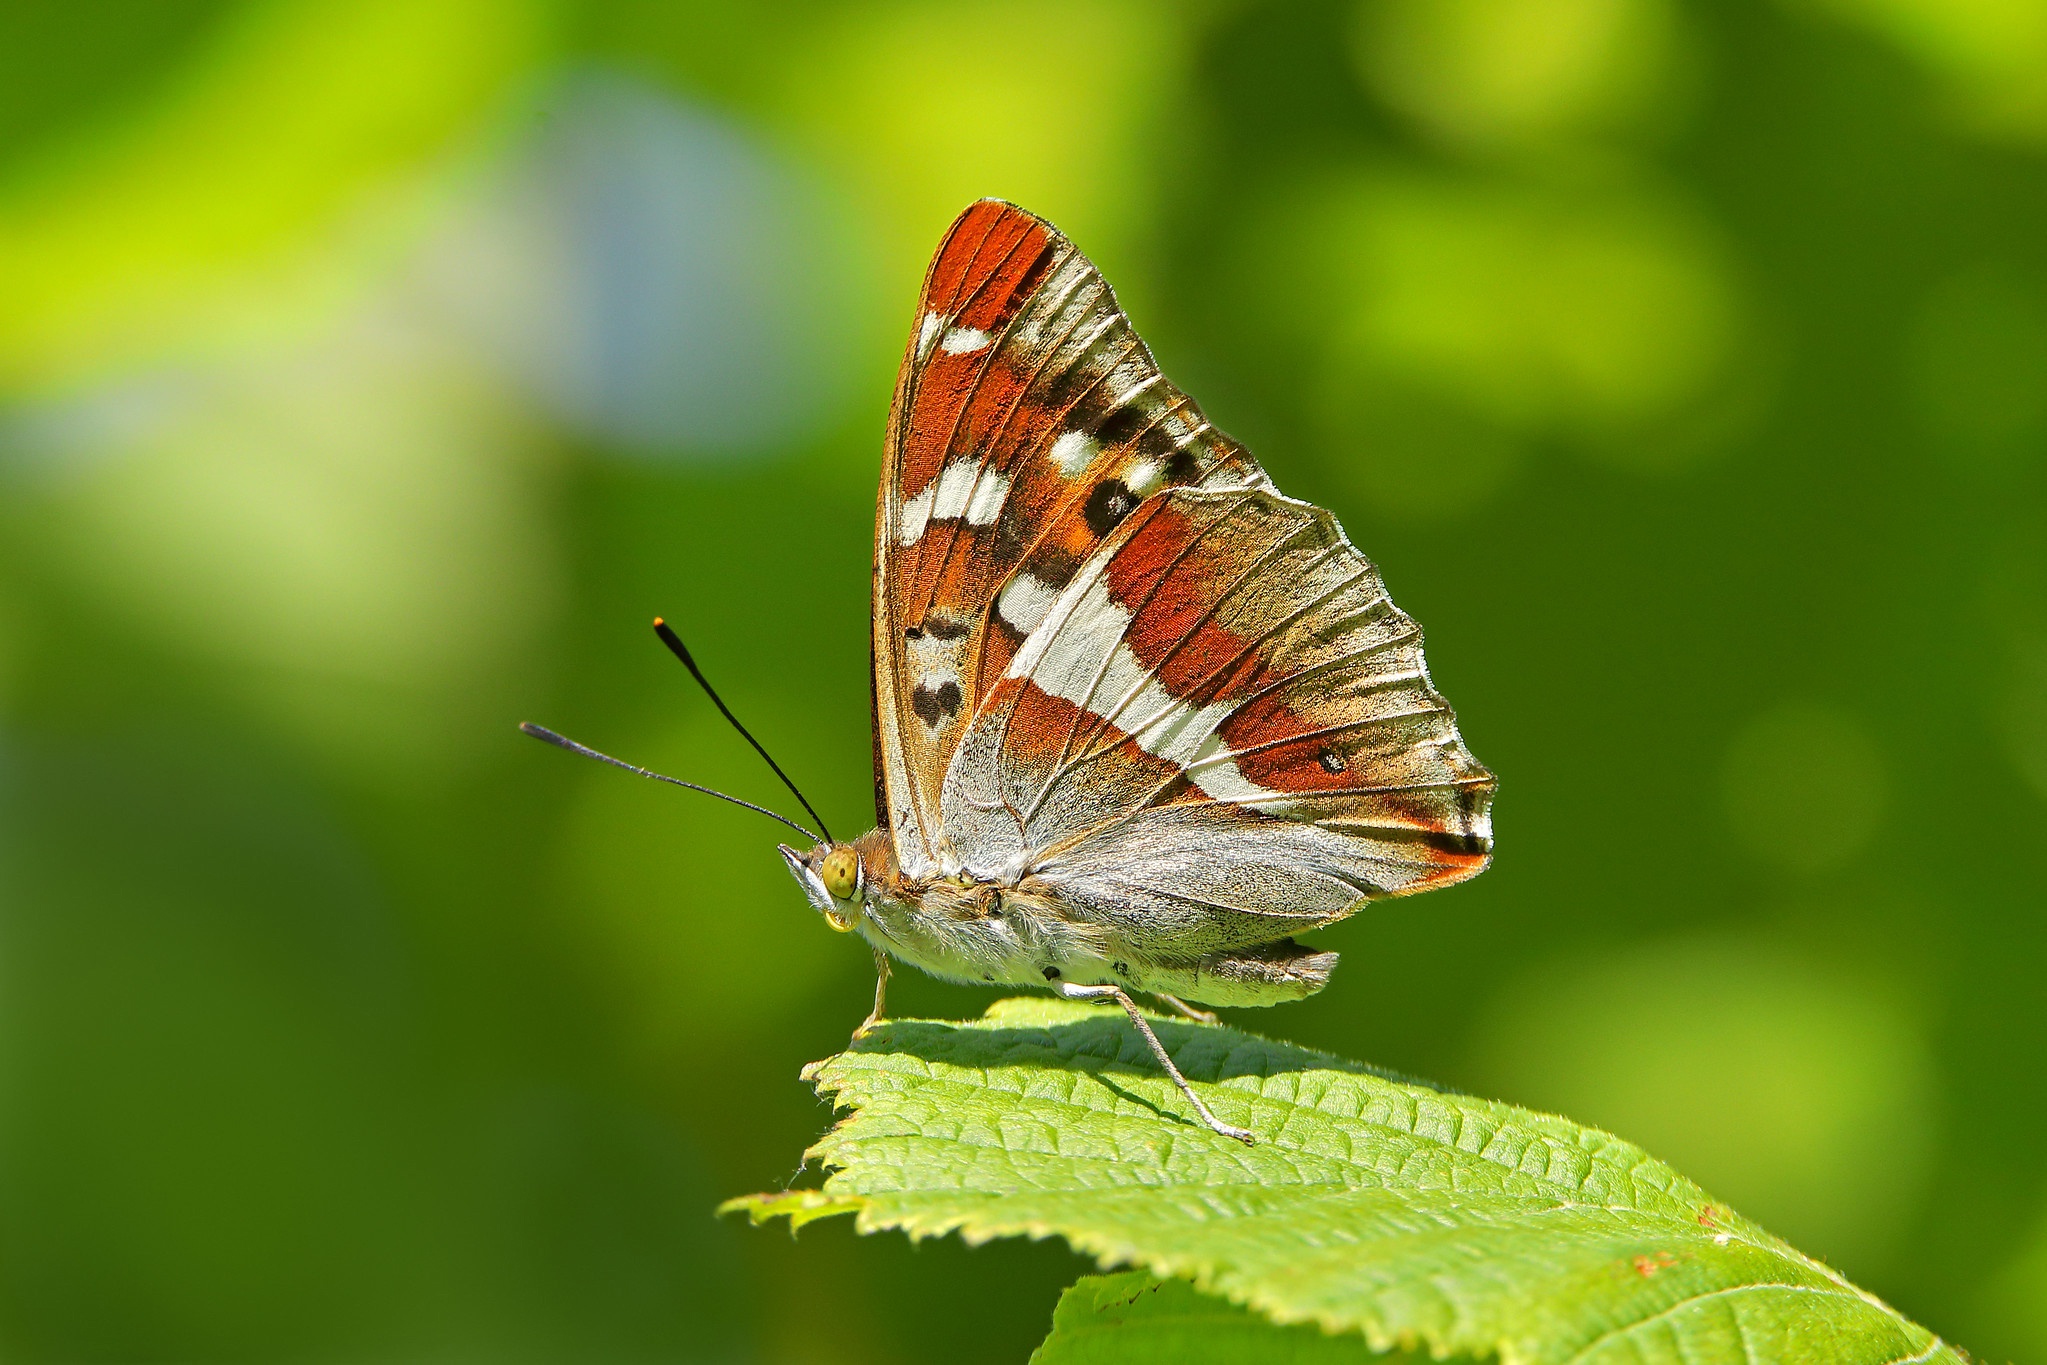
(780, 842, 865, 932)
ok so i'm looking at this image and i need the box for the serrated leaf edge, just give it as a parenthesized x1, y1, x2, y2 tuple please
(726, 1006, 1965, 1365)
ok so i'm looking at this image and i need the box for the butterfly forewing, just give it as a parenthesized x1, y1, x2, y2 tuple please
(875, 200, 1268, 873)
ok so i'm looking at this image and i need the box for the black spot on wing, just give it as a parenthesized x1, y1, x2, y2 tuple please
(993, 511, 1027, 559)
(911, 679, 962, 728)
(1083, 478, 1140, 535)
(1096, 405, 1148, 447)
(1135, 423, 1182, 464)
(1423, 827, 1491, 856)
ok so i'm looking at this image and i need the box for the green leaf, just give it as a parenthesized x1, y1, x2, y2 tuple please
(724, 997, 1964, 1365)
(1032, 1270, 1434, 1364)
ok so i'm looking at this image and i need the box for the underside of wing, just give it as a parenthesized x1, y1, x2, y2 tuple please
(939, 486, 1495, 957)
(875, 200, 1268, 874)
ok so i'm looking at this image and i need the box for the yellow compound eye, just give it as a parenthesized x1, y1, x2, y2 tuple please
(820, 848, 860, 901)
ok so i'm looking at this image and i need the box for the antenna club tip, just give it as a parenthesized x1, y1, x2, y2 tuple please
(652, 617, 666, 629)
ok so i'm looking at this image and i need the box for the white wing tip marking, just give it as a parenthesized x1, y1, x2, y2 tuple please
(1049, 429, 1100, 477)
(941, 326, 993, 355)
(933, 458, 1008, 525)
(896, 483, 934, 545)
(1115, 372, 1165, 409)
(900, 459, 1009, 544)
(963, 471, 1010, 525)
(917, 310, 946, 360)
(997, 572, 1062, 635)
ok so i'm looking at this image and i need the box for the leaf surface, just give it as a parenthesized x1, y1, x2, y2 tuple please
(725, 998, 1962, 1365)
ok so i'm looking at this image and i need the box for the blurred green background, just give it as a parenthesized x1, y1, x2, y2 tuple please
(1, 0, 2044, 1360)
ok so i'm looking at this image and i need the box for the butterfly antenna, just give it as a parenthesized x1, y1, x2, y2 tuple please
(518, 723, 822, 844)
(651, 617, 835, 845)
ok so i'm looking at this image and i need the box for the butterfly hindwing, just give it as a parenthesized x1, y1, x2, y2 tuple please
(875, 200, 1267, 874)
(938, 486, 1495, 957)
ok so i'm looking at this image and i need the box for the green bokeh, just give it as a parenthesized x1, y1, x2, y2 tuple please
(1, 0, 2044, 1360)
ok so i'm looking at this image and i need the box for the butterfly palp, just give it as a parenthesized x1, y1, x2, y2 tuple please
(780, 841, 867, 933)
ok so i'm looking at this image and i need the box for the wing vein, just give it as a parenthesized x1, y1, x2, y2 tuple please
(1017, 492, 1255, 824)
(1063, 523, 1330, 765)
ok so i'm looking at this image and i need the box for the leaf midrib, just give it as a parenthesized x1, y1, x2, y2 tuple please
(827, 1046, 1663, 1173)
(824, 1080, 1716, 1224)
(864, 1177, 1809, 1283)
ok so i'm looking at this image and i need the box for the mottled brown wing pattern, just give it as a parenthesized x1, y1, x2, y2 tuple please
(938, 487, 1494, 957)
(875, 200, 1267, 874)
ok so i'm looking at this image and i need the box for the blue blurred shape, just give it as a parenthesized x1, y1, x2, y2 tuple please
(507, 70, 858, 460)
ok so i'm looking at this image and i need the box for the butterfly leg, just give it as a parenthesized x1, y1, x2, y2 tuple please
(1050, 981, 1255, 1145)
(1152, 993, 1219, 1025)
(852, 945, 891, 1041)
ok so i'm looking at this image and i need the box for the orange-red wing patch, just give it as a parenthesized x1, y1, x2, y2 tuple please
(870, 200, 1493, 972)
(943, 485, 1493, 905)
(873, 201, 1272, 867)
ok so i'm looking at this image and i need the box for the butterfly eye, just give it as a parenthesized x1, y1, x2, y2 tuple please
(820, 848, 861, 900)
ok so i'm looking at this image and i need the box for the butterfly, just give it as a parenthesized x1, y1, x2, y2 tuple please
(774, 200, 1495, 1142)
(526, 200, 1492, 1143)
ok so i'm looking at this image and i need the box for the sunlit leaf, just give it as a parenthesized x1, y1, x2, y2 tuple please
(727, 997, 1963, 1365)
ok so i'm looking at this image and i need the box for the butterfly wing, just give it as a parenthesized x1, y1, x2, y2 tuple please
(939, 486, 1495, 958)
(875, 200, 1268, 876)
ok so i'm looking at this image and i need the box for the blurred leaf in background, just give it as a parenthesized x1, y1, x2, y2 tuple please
(1908, 261, 2047, 478)
(1352, 0, 1692, 152)
(1, 0, 2045, 1361)
(1798, 0, 2047, 142)
(1719, 700, 1889, 874)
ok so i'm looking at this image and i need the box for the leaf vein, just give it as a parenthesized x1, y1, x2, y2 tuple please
(1561, 1282, 1858, 1365)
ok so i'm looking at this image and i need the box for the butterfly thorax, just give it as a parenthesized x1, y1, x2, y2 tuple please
(781, 829, 1127, 993)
